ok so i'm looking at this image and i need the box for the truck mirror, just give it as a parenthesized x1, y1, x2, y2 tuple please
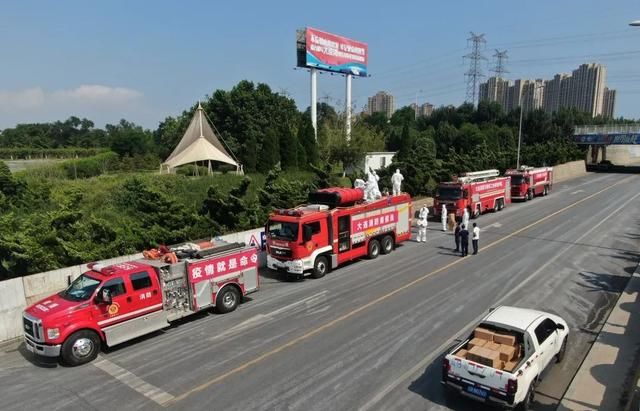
(303, 225, 313, 243)
(100, 288, 112, 305)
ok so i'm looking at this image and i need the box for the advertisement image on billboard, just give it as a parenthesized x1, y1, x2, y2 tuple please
(297, 27, 368, 77)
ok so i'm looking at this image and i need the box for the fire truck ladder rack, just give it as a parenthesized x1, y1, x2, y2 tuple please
(519, 165, 534, 171)
(458, 169, 500, 183)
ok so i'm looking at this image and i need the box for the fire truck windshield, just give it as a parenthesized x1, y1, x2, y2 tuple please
(267, 220, 299, 241)
(510, 175, 526, 185)
(59, 274, 101, 302)
(436, 187, 462, 200)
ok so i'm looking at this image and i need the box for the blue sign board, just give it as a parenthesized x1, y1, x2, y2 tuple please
(573, 133, 640, 145)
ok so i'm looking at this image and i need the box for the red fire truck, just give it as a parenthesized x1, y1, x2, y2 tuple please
(266, 187, 412, 278)
(22, 240, 259, 366)
(434, 169, 511, 219)
(504, 166, 553, 201)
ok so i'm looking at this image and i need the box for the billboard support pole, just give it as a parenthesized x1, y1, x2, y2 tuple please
(345, 74, 352, 142)
(311, 68, 318, 141)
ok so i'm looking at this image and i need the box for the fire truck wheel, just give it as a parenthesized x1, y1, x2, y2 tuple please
(216, 286, 240, 314)
(368, 239, 381, 259)
(381, 235, 394, 254)
(311, 256, 329, 279)
(61, 330, 100, 366)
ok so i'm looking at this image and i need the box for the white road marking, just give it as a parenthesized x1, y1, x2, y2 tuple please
(570, 190, 585, 194)
(359, 190, 640, 411)
(208, 291, 328, 341)
(93, 357, 174, 406)
(486, 222, 502, 228)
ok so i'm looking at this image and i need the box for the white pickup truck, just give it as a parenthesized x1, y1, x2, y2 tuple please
(442, 306, 569, 410)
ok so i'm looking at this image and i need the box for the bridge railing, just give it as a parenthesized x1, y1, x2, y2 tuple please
(574, 124, 640, 135)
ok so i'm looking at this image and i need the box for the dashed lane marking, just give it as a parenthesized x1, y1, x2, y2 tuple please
(94, 357, 174, 406)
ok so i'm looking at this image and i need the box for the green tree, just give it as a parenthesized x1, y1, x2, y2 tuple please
(106, 120, 154, 157)
(259, 127, 280, 172)
(298, 114, 318, 167)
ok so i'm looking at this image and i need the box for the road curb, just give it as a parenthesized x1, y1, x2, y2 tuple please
(558, 262, 640, 411)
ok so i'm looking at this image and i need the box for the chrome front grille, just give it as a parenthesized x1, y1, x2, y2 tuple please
(23, 313, 43, 342)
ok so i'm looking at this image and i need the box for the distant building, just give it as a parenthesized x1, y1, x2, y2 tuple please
(543, 73, 571, 114)
(568, 63, 607, 117)
(420, 102, 434, 117)
(479, 76, 510, 109)
(521, 79, 545, 113)
(602, 87, 616, 118)
(366, 91, 395, 118)
(410, 102, 434, 118)
(480, 63, 615, 118)
(363, 151, 396, 173)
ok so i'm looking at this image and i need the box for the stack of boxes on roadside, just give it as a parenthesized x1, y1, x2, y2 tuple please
(455, 327, 521, 371)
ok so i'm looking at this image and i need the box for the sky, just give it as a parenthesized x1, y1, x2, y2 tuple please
(1, 0, 639, 130)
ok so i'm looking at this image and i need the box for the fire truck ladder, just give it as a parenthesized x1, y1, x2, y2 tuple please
(458, 169, 499, 183)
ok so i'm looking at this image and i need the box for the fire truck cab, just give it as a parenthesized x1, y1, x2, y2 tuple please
(266, 188, 412, 278)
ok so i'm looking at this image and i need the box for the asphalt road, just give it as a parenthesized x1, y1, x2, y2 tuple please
(0, 172, 638, 411)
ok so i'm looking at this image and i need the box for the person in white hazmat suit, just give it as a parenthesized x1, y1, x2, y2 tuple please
(391, 169, 404, 196)
(417, 205, 429, 242)
(462, 207, 470, 230)
(441, 204, 448, 231)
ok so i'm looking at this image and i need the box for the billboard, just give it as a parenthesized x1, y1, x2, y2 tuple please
(296, 27, 368, 77)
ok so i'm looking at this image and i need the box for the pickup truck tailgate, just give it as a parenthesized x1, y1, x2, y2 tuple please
(445, 355, 513, 403)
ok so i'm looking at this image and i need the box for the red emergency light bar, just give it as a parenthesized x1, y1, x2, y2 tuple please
(275, 209, 304, 217)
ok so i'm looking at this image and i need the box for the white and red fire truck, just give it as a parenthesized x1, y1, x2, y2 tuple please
(434, 169, 511, 219)
(504, 166, 553, 201)
(266, 187, 412, 278)
(23, 240, 259, 366)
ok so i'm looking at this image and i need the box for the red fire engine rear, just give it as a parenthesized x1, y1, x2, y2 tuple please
(504, 166, 553, 201)
(266, 187, 412, 278)
(434, 169, 511, 219)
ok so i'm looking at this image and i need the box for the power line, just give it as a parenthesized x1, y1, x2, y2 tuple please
(464, 32, 487, 106)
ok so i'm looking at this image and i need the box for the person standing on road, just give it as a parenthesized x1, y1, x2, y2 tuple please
(472, 222, 480, 255)
(454, 222, 461, 252)
(462, 207, 470, 230)
(417, 205, 429, 243)
(441, 204, 447, 232)
(459, 224, 469, 257)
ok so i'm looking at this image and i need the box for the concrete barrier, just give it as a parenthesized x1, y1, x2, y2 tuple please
(0, 278, 27, 342)
(552, 160, 587, 184)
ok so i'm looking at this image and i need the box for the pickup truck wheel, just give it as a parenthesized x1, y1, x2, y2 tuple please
(216, 286, 240, 314)
(517, 383, 535, 411)
(311, 256, 328, 279)
(381, 235, 394, 254)
(61, 330, 100, 366)
(556, 336, 567, 363)
(368, 239, 381, 259)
